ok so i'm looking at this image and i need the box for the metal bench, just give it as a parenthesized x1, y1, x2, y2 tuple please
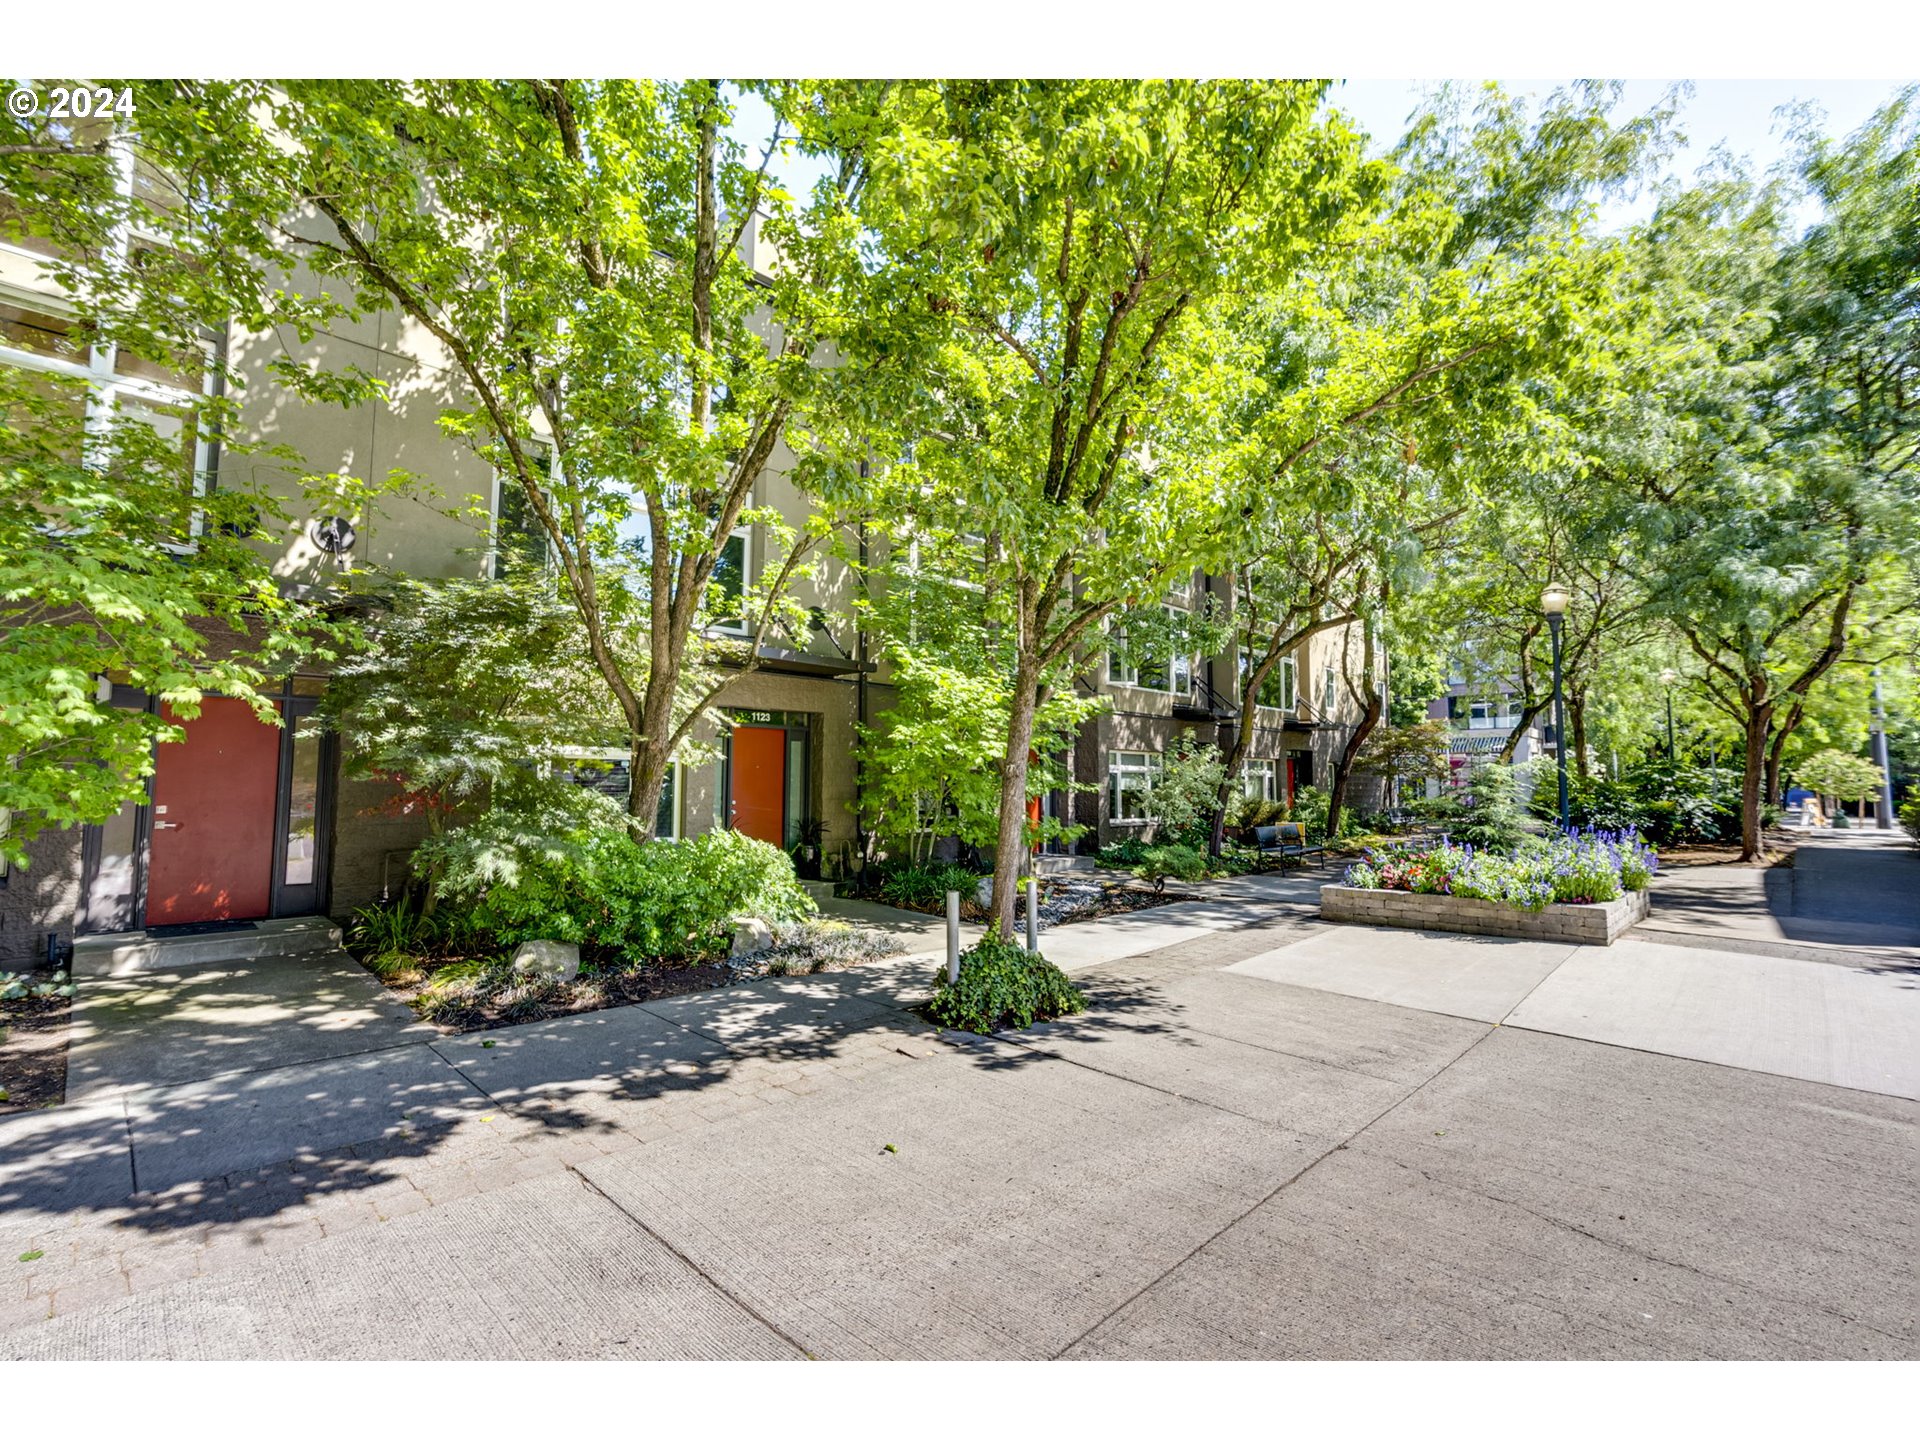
(1252, 823, 1327, 870)
(1275, 821, 1327, 868)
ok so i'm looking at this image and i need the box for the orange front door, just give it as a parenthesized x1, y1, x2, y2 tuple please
(730, 726, 787, 846)
(145, 698, 280, 926)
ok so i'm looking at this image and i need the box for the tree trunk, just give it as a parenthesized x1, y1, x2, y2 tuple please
(1739, 701, 1772, 863)
(1764, 697, 1805, 808)
(1497, 699, 1551, 763)
(1211, 693, 1263, 858)
(625, 665, 681, 842)
(989, 654, 1043, 938)
(1324, 689, 1383, 840)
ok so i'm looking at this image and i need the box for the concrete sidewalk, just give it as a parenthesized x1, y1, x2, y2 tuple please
(8, 907, 1910, 1359)
(1225, 920, 1920, 1100)
(4, 860, 1913, 1359)
(1638, 829, 1920, 960)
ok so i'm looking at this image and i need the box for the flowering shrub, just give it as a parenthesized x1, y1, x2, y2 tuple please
(1343, 828, 1657, 913)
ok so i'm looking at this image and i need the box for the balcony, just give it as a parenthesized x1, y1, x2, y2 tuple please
(1172, 674, 1239, 721)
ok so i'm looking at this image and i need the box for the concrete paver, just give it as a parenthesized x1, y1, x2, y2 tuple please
(1224, 925, 1580, 1023)
(4, 1170, 803, 1360)
(67, 949, 431, 1100)
(123, 1045, 500, 1194)
(2, 832, 1913, 1360)
(1505, 937, 1920, 1099)
(1069, 1025, 1916, 1360)
(0, 1101, 135, 1225)
(574, 1044, 1334, 1360)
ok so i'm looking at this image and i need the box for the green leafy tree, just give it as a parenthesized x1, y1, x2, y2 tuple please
(317, 569, 623, 899)
(1214, 82, 1665, 849)
(1144, 733, 1226, 836)
(853, 650, 1098, 866)
(173, 79, 922, 840)
(1354, 719, 1453, 804)
(0, 90, 351, 868)
(1607, 107, 1920, 859)
(1793, 749, 1886, 809)
(841, 80, 1397, 931)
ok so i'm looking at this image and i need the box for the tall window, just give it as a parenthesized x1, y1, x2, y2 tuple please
(1108, 605, 1193, 695)
(1241, 759, 1278, 802)
(1322, 664, 1338, 714)
(1108, 750, 1162, 823)
(710, 527, 750, 633)
(555, 748, 680, 839)
(1241, 648, 1296, 712)
(492, 441, 552, 578)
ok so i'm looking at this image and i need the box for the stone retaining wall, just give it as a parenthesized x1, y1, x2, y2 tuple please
(1319, 884, 1649, 945)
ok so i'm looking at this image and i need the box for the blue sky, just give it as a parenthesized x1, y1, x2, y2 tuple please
(1331, 79, 1909, 228)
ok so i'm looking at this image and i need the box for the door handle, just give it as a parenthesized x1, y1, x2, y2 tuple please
(154, 821, 181, 830)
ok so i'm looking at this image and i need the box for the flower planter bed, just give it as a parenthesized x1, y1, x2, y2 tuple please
(1320, 883, 1649, 945)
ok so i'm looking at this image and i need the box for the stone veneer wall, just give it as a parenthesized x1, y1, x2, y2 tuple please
(1319, 884, 1649, 946)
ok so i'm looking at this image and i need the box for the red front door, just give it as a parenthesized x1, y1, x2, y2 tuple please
(729, 726, 787, 846)
(145, 698, 280, 926)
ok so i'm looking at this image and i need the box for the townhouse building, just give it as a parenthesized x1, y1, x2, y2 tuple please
(1426, 670, 1555, 789)
(2, 171, 1379, 966)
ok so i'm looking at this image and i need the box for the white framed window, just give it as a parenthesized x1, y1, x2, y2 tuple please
(1323, 664, 1338, 714)
(1241, 759, 1278, 802)
(2, 139, 221, 531)
(1241, 647, 1296, 712)
(709, 524, 752, 634)
(1108, 605, 1194, 695)
(1108, 750, 1162, 823)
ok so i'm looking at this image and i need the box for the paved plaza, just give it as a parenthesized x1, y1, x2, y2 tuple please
(2, 833, 1914, 1360)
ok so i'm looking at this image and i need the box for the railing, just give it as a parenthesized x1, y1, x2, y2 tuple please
(1175, 674, 1241, 718)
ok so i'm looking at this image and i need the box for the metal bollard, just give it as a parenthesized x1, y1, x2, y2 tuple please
(945, 889, 960, 984)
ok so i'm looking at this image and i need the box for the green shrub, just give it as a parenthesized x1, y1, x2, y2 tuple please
(347, 891, 444, 975)
(1450, 764, 1534, 851)
(1899, 792, 1920, 846)
(1548, 761, 1740, 846)
(416, 957, 566, 1027)
(1130, 843, 1211, 892)
(429, 821, 814, 961)
(876, 861, 982, 910)
(923, 928, 1086, 1034)
(0, 969, 75, 1002)
(1096, 836, 1153, 868)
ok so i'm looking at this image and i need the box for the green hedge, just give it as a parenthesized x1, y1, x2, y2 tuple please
(431, 823, 815, 961)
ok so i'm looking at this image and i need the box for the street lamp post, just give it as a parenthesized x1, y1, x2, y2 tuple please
(1659, 667, 1678, 763)
(1871, 669, 1895, 829)
(1543, 584, 1571, 830)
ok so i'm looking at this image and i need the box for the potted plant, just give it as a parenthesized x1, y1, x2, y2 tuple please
(791, 817, 828, 880)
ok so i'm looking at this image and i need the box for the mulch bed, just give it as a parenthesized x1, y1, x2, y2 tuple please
(1657, 833, 1800, 869)
(374, 955, 736, 1035)
(0, 994, 71, 1113)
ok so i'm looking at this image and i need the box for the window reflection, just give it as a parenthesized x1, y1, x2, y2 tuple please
(284, 714, 319, 886)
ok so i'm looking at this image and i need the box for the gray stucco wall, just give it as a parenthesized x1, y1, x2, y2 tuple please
(0, 829, 81, 970)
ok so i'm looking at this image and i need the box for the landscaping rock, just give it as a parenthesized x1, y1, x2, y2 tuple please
(509, 939, 580, 982)
(729, 916, 773, 957)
